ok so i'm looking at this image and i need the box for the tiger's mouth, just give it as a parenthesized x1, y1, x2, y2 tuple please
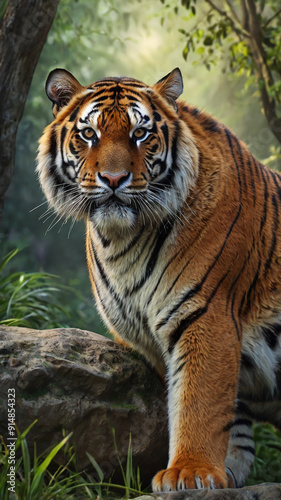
(89, 193, 136, 218)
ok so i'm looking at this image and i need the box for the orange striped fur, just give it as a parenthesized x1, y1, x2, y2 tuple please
(37, 68, 281, 490)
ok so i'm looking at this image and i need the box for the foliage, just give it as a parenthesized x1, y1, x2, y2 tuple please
(0, 249, 71, 329)
(246, 423, 281, 485)
(263, 145, 281, 170)
(158, 0, 281, 143)
(0, 423, 144, 499)
(0, 248, 106, 333)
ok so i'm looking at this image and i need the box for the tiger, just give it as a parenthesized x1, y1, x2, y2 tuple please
(37, 67, 281, 491)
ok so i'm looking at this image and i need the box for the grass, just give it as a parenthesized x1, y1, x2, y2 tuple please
(0, 423, 144, 500)
(0, 248, 107, 333)
(0, 249, 72, 329)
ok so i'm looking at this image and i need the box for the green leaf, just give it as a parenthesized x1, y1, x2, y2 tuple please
(183, 44, 189, 60)
(203, 35, 213, 46)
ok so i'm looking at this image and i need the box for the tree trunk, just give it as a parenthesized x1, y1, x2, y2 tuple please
(0, 0, 60, 223)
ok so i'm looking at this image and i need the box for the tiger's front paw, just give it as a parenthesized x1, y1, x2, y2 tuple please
(152, 463, 228, 491)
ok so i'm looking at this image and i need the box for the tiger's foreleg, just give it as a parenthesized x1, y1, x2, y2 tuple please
(152, 317, 241, 491)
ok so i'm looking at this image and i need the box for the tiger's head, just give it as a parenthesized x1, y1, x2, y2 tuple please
(37, 68, 199, 237)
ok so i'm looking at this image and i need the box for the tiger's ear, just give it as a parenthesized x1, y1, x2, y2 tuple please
(153, 68, 183, 110)
(45, 69, 83, 116)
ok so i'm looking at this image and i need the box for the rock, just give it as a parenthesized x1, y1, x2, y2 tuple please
(133, 483, 281, 499)
(0, 326, 168, 487)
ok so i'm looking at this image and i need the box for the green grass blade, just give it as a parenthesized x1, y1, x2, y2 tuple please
(30, 433, 72, 496)
(0, 249, 18, 274)
(86, 453, 104, 482)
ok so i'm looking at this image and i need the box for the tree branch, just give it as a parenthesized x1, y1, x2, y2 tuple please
(224, 0, 242, 27)
(205, 0, 250, 38)
(263, 7, 281, 29)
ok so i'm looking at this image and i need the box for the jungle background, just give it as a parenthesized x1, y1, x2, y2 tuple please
(1, 0, 281, 495)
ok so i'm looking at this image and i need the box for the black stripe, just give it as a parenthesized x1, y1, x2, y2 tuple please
(146, 250, 182, 305)
(181, 105, 190, 113)
(226, 255, 248, 307)
(263, 194, 278, 276)
(236, 445, 255, 455)
(123, 232, 153, 271)
(93, 95, 109, 102)
(262, 323, 281, 350)
(121, 81, 147, 89)
(168, 269, 230, 352)
(223, 418, 252, 432)
(49, 125, 58, 174)
(142, 313, 153, 338)
(235, 400, 254, 416)
(168, 306, 208, 353)
(69, 141, 79, 159)
(60, 126, 67, 156)
(191, 107, 200, 116)
(234, 432, 254, 440)
(96, 229, 111, 248)
(164, 256, 193, 300)
(92, 244, 123, 308)
(89, 81, 119, 88)
(201, 117, 220, 133)
(172, 360, 188, 378)
(156, 284, 200, 331)
(153, 111, 161, 122)
(89, 87, 113, 99)
(128, 218, 175, 294)
(160, 123, 169, 149)
(241, 352, 255, 369)
(245, 261, 261, 312)
(258, 163, 268, 235)
(69, 106, 80, 122)
(106, 226, 144, 262)
(171, 121, 179, 161)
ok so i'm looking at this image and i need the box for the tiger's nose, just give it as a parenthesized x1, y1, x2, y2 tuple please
(98, 171, 130, 189)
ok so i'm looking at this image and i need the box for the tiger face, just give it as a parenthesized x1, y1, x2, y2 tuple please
(37, 69, 198, 237)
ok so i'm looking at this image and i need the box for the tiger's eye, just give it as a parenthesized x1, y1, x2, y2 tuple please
(133, 128, 147, 140)
(82, 128, 96, 140)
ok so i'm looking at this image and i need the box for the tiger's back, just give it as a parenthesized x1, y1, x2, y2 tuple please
(37, 67, 281, 491)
